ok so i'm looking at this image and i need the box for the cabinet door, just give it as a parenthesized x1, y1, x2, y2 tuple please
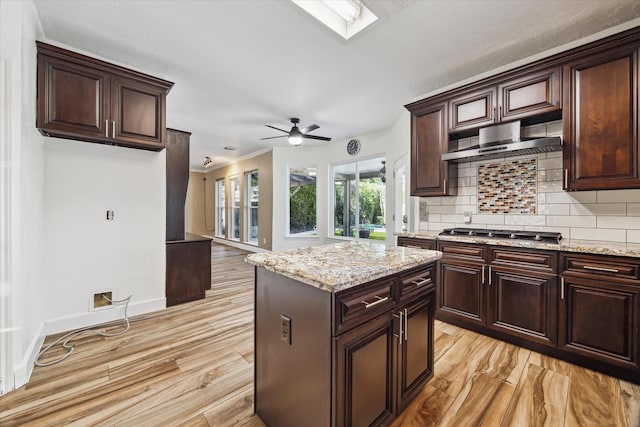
(487, 267, 557, 346)
(563, 44, 639, 190)
(396, 294, 434, 414)
(448, 87, 496, 132)
(437, 260, 485, 326)
(498, 66, 561, 122)
(37, 54, 110, 140)
(334, 313, 396, 427)
(410, 102, 456, 196)
(559, 275, 639, 370)
(111, 75, 166, 149)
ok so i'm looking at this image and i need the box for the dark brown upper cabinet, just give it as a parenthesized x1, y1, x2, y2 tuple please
(498, 66, 561, 122)
(408, 101, 457, 196)
(448, 66, 561, 134)
(563, 43, 639, 191)
(37, 41, 173, 151)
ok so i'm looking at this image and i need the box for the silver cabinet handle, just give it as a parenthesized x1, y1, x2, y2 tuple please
(583, 265, 620, 273)
(488, 266, 492, 285)
(405, 245, 423, 249)
(105, 119, 109, 138)
(561, 276, 565, 300)
(403, 308, 409, 341)
(482, 265, 485, 284)
(393, 312, 402, 340)
(493, 106, 497, 122)
(411, 278, 432, 287)
(564, 169, 568, 188)
(362, 296, 389, 309)
(498, 104, 502, 121)
(443, 179, 447, 194)
(112, 121, 116, 138)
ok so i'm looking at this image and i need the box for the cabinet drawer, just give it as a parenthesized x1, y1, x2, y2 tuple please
(561, 253, 640, 281)
(397, 237, 436, 250)
(438, 241, 486, 262)
(335, 277, 395, 335)
(491, 248, 557, 273)
(398, 264, 435, 302)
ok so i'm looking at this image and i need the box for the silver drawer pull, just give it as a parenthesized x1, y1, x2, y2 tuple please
(411, 278, 432, 287)
(583, 265, 620, 273)
(362, 296, 389, 309)
(405, 245, 423, 249)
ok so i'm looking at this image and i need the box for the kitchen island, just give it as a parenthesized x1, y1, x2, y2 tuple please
(246, 241, 442, 427)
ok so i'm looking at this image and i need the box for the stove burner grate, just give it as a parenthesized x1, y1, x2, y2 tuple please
(439, 228, 562, 244)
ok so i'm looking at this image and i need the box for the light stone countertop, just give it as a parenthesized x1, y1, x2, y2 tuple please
(246, 241, 442, 293)
(397, 231, 640, 258)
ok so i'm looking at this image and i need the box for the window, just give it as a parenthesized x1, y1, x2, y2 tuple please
(245, 170, 259, 244)
(214, 178, 225, 238)
(333, 156, 386, 240)
(288, 167, 317, 236)
(229, 176, 240, 240)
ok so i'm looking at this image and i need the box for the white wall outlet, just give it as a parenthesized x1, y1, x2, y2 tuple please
(464, 211, 472, 224)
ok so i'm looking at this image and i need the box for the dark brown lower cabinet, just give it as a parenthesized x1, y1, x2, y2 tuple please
(488, 268, 557, 347)
(396, 295, 434, 414)
(165, 234, 212, 306)
(424, 238, 640, 383)
(438, 260, 485, 326)
(559, 275, 640, 371)
(334, 313, 395, 427)
(255, 262, 436, 427)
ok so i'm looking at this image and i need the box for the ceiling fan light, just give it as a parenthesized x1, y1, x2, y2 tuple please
(288, 134, 303, 146)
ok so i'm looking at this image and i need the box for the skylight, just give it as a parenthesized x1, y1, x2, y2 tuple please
(292, 0, 378, 40)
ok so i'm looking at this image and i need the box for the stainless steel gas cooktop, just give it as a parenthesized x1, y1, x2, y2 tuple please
(439, 227, 562, 244)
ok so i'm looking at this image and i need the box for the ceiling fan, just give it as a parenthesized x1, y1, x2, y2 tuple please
(261, 118, 332, 146)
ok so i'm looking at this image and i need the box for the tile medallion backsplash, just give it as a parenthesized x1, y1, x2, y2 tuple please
(478, 158, 537, 214)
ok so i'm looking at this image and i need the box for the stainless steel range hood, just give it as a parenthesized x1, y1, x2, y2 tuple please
(441, 121, 562, 163)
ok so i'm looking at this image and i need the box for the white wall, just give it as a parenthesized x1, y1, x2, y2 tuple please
(44, 139, 166, 333)
(271, 111, 411, 251)
(0, 0, 46, 392)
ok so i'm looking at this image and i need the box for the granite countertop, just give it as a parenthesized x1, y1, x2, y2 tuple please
(246, 241, 442, 292)
(397, 231, 640, 258)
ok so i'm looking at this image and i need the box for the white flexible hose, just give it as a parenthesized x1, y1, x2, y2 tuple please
(34, 294, 132, 367)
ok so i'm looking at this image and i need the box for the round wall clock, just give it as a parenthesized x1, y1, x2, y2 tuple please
(347, 139, 361, 156)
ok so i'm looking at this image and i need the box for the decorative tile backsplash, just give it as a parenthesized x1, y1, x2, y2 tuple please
(418, 120, 640, 244)
(478, 159, 537, 214)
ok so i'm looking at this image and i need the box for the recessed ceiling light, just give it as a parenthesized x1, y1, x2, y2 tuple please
(292, 0, 378, 40)
(224, 146, 238, 151)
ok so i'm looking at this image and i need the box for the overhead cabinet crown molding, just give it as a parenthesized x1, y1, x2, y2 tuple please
(36, 41, 174, 151)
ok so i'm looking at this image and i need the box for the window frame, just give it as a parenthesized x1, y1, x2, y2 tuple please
(229, 175, 241, 241)
(330, 155, 387, 241)
(214, 178, 226, 238)
(244, 170, 259, 245)
(286, 165, 319, 238)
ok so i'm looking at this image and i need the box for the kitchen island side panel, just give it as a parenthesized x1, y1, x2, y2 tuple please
(255, 267, 332, 427)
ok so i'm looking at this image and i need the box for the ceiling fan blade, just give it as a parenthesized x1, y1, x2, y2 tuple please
(300, 124, 319, 134)
(302, 134, 332, 141)
(265, 125, 290, 133)
(260, 135, 287, 140)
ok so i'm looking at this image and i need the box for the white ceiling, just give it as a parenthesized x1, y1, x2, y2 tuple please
(32, 0, 640, 171)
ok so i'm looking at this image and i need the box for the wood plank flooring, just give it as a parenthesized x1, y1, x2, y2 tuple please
(1, 243, 639, 426)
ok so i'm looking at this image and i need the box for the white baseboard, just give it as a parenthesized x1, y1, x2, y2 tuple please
(42, 297, 166, 336)
(13, 322, 44, 389)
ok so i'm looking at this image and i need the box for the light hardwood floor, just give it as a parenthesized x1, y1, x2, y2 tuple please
(1, 243, 639, 426)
